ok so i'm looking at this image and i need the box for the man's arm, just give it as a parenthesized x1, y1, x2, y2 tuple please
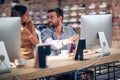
(41, 28, 79, 50)
(42, 36, 79, 50)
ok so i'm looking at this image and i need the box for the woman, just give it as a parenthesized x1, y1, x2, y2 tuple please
(11, 5, 39, 60)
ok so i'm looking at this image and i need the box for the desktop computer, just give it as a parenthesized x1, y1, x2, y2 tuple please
(74, 14, 112, 60)
(0, 17, 21, 73)
(80, 14, 112, 56)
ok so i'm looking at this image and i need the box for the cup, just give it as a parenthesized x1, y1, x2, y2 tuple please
(14, 58, 26, 67)
(60, 50, 69, 57)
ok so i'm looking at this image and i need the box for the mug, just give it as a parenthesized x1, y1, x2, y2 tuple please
(14, 58, 26, 67)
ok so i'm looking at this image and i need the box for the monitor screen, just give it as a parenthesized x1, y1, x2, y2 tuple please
(80, 14, 112, 50)
(0, 17, 21, 61)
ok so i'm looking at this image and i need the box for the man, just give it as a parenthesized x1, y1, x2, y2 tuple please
(41, 8, 79, 55)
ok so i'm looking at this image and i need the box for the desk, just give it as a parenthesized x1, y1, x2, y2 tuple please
(0, 49, 120, 80)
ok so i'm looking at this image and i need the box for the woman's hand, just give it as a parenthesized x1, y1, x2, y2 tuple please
(20, 26, 31, 35)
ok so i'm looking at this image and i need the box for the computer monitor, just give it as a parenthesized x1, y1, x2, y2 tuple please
(80, 14, 112, 49)
(80, 14, 112, 55)
(0, 17, 21, 61)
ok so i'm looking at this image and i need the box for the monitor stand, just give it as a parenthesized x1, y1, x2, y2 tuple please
(98, 32, 111, 56)
(0, 41, 11, 74)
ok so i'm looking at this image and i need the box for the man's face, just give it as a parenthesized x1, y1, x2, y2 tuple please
(47, 12, 60, 28)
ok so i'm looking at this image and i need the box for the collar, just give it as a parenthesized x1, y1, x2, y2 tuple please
(49, 24, 66, 33)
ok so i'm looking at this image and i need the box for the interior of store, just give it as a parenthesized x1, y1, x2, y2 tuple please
(0, 0, 120, 49)
(0, 0, 120, 80)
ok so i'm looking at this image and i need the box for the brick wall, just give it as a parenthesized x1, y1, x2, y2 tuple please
(112, 26, 120, 49)
(0, 0, 11, 17)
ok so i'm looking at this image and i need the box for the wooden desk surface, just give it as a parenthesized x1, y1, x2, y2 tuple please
(0, 49, 120, 80)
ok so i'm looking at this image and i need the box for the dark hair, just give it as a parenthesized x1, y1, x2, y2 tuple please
(47, 8, 63, 18)
(11, 5, 27, 17)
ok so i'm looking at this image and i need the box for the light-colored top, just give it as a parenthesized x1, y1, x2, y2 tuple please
(41, 25, 76, 55)
(20, 21, 39, 60)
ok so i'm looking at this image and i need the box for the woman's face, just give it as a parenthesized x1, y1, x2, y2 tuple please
(22, 11, 30, 23)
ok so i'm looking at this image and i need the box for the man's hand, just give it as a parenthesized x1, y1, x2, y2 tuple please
(69, 34, 79, 43)
(62, 34, 79, 46)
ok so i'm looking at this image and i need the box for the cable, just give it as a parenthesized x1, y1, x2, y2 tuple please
(74, 43, 106, 80)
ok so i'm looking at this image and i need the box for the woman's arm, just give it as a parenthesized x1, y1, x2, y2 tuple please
(21, 25, 39, 44)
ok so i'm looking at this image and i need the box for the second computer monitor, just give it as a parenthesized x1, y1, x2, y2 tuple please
(80, 14, 112, 50)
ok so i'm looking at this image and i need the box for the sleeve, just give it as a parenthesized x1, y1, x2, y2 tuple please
(45, 38, 63, 50)
(41, 30, 64, 50)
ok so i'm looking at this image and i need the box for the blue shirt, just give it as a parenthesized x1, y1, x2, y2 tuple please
(41, 25, 76, 55)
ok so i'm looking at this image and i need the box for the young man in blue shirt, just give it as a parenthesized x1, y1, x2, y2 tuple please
(41, 8, 79, 55)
